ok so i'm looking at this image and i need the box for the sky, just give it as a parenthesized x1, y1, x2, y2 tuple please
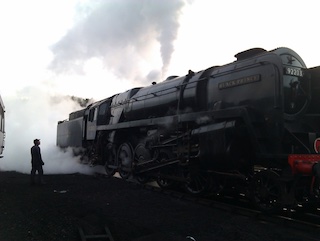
(0, 0, 319, 174)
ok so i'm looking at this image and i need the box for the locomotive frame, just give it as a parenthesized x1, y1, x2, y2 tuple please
(57, 47, 320, 212)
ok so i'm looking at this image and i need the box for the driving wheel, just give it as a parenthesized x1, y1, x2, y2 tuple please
(156, 150, 175, 189)
(134, 143, 151, 183)
(104, 143, 117, 177)
(117, 142, 134, 179)
(184, 170, 209, 196)
(251, 170, 282, 213)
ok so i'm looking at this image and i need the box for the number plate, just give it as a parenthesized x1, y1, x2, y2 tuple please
(284, 67, 304, 77)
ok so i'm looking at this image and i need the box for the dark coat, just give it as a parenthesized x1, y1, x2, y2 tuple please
(31, 145, 44, 166)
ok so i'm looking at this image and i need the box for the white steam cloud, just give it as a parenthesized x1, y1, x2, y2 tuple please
(1, 0, 186, 175)
(49, 0, 185, 84)
(1, 86, 93, 175)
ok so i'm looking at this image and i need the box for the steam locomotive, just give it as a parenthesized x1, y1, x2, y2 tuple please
(57, 47, 320, 212)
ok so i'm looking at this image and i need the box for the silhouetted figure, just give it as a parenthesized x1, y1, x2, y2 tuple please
(30, 139, 45, 185)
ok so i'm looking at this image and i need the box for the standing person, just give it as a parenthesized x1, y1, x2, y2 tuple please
(30, 139, 45, 185)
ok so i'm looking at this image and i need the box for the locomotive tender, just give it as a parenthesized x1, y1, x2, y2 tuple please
(57, 47, 320, 211)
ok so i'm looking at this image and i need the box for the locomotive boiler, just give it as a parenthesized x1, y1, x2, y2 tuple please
(57, 47, 320, 212)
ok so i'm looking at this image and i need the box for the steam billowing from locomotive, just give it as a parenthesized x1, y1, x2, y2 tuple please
(1, 88, 94, 174)
(49, 0, 185, 84)
(1, 0, 187, 174)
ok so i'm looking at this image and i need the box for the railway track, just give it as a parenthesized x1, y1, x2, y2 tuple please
(94, 169, 320, 240)
(139, 180, 320, 237)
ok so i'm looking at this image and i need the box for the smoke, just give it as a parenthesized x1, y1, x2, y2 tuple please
(0, 0, 187, 175)
(0, 86, 94, 175)
(49, 0, 185, 84)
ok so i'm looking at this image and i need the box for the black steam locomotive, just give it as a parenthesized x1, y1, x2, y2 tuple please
(57, 47, 320, 212)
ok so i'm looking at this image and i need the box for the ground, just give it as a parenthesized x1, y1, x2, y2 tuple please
(0, 171, 319, 241)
